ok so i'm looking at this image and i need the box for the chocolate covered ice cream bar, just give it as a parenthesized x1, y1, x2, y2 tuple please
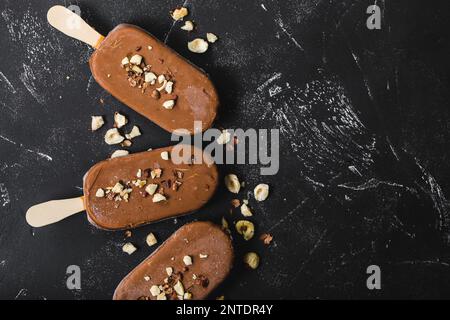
(113, 221, 233, 300)
(47, 6, 219, 134)
(26, 146, 218, 229)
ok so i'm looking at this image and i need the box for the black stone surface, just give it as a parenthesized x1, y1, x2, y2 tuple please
(1, 0, 450, 299)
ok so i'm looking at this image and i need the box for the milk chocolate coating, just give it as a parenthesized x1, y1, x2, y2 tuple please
(113, 221, 233, 300)
(83, 146, 218, 230)
(89, 24, 219, 134)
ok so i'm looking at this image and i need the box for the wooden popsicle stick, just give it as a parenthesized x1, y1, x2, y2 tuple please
(26, 197, 85, 228)
(47, 5, 105, 48)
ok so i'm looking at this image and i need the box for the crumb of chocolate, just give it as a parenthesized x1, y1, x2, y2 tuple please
(172, 180, 182, 191)
(260, 233, 273, 245)
(171, 7, 188, 21)
(194, 275, 209, 288)
(91, 116, 104, 131)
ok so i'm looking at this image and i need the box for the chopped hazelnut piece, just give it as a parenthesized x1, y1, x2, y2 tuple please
(235, 220, 255, 241)
(161, 151, 170, 160)
(152, 193, 167, 203)
(166, 267, 173, 276)
(183, 292, 193, 300)
(125, 126, 141, 140)
(217, 130, 231, 145)
(243, 252, 260, 269)
(111, 182, 124, 194)
(145, 184, 158, 196)
(131, 65, 143, 75)
(121, 140, 132, 147)
(136, 169, 142, 178)
(188, 38, 209, 53)
(171, 7, 188, 21)
(260, 233, 273, 245)
(240, 203, 253, 217)
(224, 174, 240, 194)
(121, 57, 130, 65)
(95, 188, 105, 198)
(144, 276, 150, 281)
(146, 232, 158, 246)
(183, 255, 193, 266)
(173, 281, 185, 296)
(199, 254, 208, 259)
(144, 72, 157, 84)
(104, 128, 125, 145)
(206, 33, 218, 43)
(254, 184, 269, 201)
(221, 217, 230, 233)
(122, 242, 137, 255)
(150, 285, 161, 296)
(114, 112, 128, 129)
(165, 81, 174, 94)
(231, 199, 240, 208)
(130, 54, 143, 65)
(151, 90, 160, 99)
(157, 75, 166, 84)
(111, 150, 129, 159)
(162, 100, 176, 110)
(216, 295, 225, 300)
(181, 20, 194, 31)
(91, 116, 104, 131)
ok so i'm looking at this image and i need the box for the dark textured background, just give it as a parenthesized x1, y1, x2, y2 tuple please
(1, 0, 450, 299)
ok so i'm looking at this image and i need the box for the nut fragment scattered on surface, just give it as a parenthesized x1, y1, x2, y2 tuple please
(95, 188, 105, 198)
(150, 285, 160, 296)
(162, 99, 175, 110)
(91, 116, 104, 131)
(125, 126, 141, 140)
(114, 112, 128, 128)
(221, 217, 230, 233)
(183, 255, 193, 266)
(161, 151, 170, 160)
(173, 281, 185, 296)
(144, 72, 157, 84)
(260, 233, 273, 245)
(217, 130, 231, 145)
(199, 253, 208, 259)
(235, 220, 255, 241)
(152, 193, 167, 203)
(171, 7, 188, 21)
(121, 139, 132, 147)
(104, 128, 125, 145)
(165, 81, 174, 94)
(183, 292, 192, 300)
(181, 20, 194, 31)
(231, 199, 241, 208)
(112, 182, 124, 194)
(254, 184, 269, 201)
(151, 90, 161, 99)
(166, 267, 173, 276)
(225, 174, 241, 194)
(130, 54, 143, 65)
(206, 33, 218, 43)
(121, 57, 130, 65)
(240, 203, 253, 217)
(188, 38, 209, 53)
(243, 252, 260, 269)
(146, 232, 158, 246)
(122, 242, 137, 255)
(145, 184, 158, 196)
(144, 275, 150, 281)
(111, 150, 129, 159)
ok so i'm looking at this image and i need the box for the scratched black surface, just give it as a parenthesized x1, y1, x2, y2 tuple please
(1, 0, 450, 300)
